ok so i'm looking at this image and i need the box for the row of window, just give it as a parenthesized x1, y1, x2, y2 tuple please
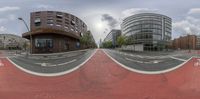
(122, 21, 163, 30)
(127, 33, 171, 41)
(123, 19, 171, 29)
(123, 16, 171, 26)
(123, 22, 171, 32)
(34, 18, 84, 32)
(125, 14, 171, 22)
(123, 24, 163, 34)
(35, 18, 84, 27)
(123, 19, 164, 28)
(35, 38, 80, 48)
(130, 33, 162, 40)
(34, 12, 86, 28)
(35, 38, 53, 48)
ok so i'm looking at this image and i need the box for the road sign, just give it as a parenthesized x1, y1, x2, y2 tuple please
(194, 58, 200, 67)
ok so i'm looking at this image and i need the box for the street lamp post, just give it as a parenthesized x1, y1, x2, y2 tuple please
(18, 17, 32, 54)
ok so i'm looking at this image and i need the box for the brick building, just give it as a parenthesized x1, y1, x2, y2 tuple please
(172, 35, 197, 50)
(22, 11, 87, 53)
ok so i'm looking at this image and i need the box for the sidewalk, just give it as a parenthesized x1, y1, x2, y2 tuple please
(0, 49, 200, 99)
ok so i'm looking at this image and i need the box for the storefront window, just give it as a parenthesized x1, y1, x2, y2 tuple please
(35, 38, 53, 48)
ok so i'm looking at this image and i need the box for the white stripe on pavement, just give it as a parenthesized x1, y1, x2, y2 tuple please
(57, 59, 77, 66)
(103, 49, 193, 74)
(169, 56, 187, 62)
(7, 49, 97, 77)
(125, 57, 162, 64)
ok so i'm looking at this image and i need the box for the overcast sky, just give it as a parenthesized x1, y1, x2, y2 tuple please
(0, 0, 200, 44)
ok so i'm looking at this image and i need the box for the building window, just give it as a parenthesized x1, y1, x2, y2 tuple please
(71, 20, 75, 25)
(153, 35, 161, 40)
(47, 11, 53, 14)
(35, 38, 53, 48)
(35, 12, 41, 16)
(47, 23, 54, 26)
(71, 28, 74, 31)
(34, 18, 41, 26)
(65, 26, 69, 28)
(47, 19, 53, 23)
(71, 15, 75, 20)
(56, 12, 63, 18)
(35, 12, 41, 14)
(56, 20, 62, 23)
(34, 18, 41, 23)
(56, 24, 62, 27)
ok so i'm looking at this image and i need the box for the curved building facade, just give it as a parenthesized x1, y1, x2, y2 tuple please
(22, 11, 87, 53)
(121, 13, 172, 51)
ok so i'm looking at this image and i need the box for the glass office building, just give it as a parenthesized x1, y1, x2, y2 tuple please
(121, 13, 172, 51)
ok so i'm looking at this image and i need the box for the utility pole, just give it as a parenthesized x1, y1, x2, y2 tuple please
(18, 17, 32, 54)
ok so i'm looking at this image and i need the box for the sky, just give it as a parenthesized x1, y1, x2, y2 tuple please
(0, 0, 200, 45)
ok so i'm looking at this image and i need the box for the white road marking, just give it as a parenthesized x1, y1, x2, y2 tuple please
(57, 59, 77, 66)
(125, 58, 144, 63)
(35, 59, 77, 67)
(125, 57, 162, 64)
(35, 63, 49, 66)
(169, 56, 186, 62)
(7, 49, 97, 77)
(103, 49, 193, 74)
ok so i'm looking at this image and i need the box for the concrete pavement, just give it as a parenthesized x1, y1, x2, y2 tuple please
(0, 49, 200, 99)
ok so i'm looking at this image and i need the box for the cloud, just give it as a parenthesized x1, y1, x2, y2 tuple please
(0, 6, 20, 12)
(0, 18, 6, 23)
(173, 16, 200, 36)
(188, 8, 200, 14)
(0, 26, 7, 32)
(8, 14, 17, 21)
(101, 14, 118, 29)
(122, 8, 159, 18)
(36, 4, 53, 9)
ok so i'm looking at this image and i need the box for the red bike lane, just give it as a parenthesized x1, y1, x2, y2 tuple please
(0, 49, 200, 99)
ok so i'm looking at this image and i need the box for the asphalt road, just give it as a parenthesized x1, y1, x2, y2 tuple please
(104, 49, 191, 72)
(9, 49, 95, 74)
(1, 49, 200, 99)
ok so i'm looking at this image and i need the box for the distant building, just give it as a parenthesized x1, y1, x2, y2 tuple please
(22, 11, 87, 53)
(121, 13, 172, 51)
(0, 34, 28, 50)
(104, 29, 121, 47)
(99, 38, 102, 48)
(196, 36, 200, 50)
(172, 35, 197, 50)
